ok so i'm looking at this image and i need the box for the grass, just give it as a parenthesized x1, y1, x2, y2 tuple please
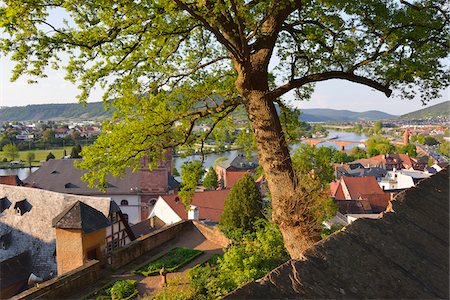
(133, 247, 204, 277)
(0, 148, 66, 165)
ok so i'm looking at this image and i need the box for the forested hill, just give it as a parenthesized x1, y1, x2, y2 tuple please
(0, 102, 113, 122)
(299, 109, 396, 122)
(1, 101, 399, 122)
(400, 101, 450, 119)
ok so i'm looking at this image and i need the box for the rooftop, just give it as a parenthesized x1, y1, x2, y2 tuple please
(226, 168, 449, 299)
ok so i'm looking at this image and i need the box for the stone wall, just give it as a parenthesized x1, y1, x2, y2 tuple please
(11, 260, 100, 300)
(111, 220, 191, 269)
(192, 221, 230, 248)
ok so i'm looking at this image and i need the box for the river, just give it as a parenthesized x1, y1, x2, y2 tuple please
(1, 130, 367, 181)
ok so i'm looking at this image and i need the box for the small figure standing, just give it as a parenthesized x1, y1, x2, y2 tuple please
(160, 267, 168, 287)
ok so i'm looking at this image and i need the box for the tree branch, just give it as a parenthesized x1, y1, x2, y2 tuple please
(270, 71, 392, 99)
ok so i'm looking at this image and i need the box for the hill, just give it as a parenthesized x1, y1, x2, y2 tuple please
(400, 101, 450, 119)
(299, 109, 396, 122)
(0, 102, 113, 122)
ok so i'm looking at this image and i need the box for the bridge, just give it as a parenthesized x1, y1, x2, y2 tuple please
(302, 138, 366, 150)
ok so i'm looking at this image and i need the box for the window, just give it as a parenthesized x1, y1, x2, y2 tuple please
(122, 214, 129, 223)
(120, 200, 129, 206)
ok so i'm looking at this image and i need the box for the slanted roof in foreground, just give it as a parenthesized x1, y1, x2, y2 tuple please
(226, 168, 449, 299)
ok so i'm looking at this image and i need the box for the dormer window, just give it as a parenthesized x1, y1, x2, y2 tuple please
(14, 199, 32, 216)
(0, 232, 11, 250)
(120, 200, 129, 206)
(64, 182, 79, 188)
(0, 197, 11, 213)
(51, 170, 59, 174)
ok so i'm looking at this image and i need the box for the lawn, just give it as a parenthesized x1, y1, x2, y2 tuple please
(0, 148, 66, 165)
(133, 247, 204, 276)
(83, 280, 139, 300)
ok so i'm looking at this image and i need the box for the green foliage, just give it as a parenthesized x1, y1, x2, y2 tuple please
(110, 280, 138, 300)
(400, 101, 450, 119)
(42, 129, 55, 143)
(0, 102, 112, 122)
(438, 141, 450, 157)
(70, 144, 82, 158)
(423, 136, 439, 146)
(189, 221, 287, 299)
(2, 143, 19, 161)
(321, 225, 344, 239)
(179, 160, 204, 209)
(133, 247, 203, 276)
(46, 152, 55, 161)
(235, 127, 256, 159)
(203, 167, 218, 190)
(220, 174, 263, 237)
(172, 166, 180, 177)
(373, 121, 383, 134)
(349, 146, 367, 159)
(398, 143, 417, 157)
(353, 124, 363, 134)
(25, 152, 35, 167)
(291, 144, 335, 184)
(366, 136, 396, 156)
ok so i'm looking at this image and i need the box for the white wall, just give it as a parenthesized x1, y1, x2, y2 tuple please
(149, 197, 182, 225)
(108, 195, 140, 225)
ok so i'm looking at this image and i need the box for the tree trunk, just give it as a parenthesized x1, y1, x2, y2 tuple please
(244, 91, 322, 259)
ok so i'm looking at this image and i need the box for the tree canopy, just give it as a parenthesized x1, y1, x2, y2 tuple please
(1, 0, 448, 258)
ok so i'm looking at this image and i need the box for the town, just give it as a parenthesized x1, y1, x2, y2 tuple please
(1, 1, 449, 299)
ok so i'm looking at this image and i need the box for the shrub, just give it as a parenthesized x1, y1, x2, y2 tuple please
(110, 280, 137, 300)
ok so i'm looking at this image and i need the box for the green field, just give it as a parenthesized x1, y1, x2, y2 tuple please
(0, 148, 66, 165)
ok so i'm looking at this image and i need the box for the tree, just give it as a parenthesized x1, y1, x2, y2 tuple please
(179, 160, 204, 208)
(70, 144, 82, 158)
(438, 141, 450, 157)
(2, 143, 19, 161)
(220, 174, 263, 236)
(235, 127, 256, 159)
(399, 143, 417, 157)
(25, 152, 35, 167)
(366, 136, 396, 156)
(203, 167, 219, 190)
(2, 0, 448, 258)
(42, 129, 55, 144)
(373, 121, 383, 134)
(423, 136, 439, 146)
(291, 144, 335, 184)
(349, 146, 367, 160)
(46, 152, 55, 161)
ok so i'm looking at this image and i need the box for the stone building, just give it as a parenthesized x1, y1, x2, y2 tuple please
(0, 185, 135, 297)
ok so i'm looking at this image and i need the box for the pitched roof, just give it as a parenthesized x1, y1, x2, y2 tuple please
(0, 251, 32, 298)
(336, 199, 373, 214)
(0, 184, 114, 278)
(226, 170, 252, 188)
(24, 159, 169, 195)
(341, 176, 384, 199)
(0, 175, 23, 186)
(216, 154, 259, 171)
(52, 201, 111, 234)
(160, 189, 230, 222)
(226, 168, 449, 299)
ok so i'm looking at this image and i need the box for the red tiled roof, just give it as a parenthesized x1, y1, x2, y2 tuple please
(0, 175, 23, 186)
(335, 198, 373, 214)
(329, 181, 339, 197)
(160, 189, 230, 222)
(226, 170, 251, 188)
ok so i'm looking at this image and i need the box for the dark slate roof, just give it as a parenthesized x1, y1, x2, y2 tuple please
(0, 251, 32, 298)
(24, 159, 168, 195)
(226, 168, 449, 299)
(217, 154, 259, 170)
(168, 175, 181, 190)
(52, 201, 111, 234)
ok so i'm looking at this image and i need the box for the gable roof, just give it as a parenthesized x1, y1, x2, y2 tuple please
(0, 184, 114, 278)
(159, 189, 230, 223)
(226, 168, 449, 299)
(341, 176, 384, 199)
(216, 154, 259, 170)
(52, 201, 111, 234)
(24, 159, 170, 195)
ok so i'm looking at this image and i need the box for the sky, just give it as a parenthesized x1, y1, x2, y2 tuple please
(1, 54, 448, 116)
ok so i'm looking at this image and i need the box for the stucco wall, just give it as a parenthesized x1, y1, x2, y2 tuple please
(11, 260, 100, 300)
(82, 228, 106, 263)
(150, 197, 182, 225)
(55, 228, 84, 275)
(111, 220, 191, 269)
(109, 195, 140, 225)
(192, 221, 230, 248)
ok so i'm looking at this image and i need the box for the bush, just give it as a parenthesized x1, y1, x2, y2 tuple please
(110, 280, 137, 300)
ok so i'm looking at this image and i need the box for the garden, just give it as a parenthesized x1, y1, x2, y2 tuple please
(84, 279, 139, 300)
(133, 247, 204, 276)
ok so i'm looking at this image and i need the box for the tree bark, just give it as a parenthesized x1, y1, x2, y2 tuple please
(242, 88, 322, 259)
